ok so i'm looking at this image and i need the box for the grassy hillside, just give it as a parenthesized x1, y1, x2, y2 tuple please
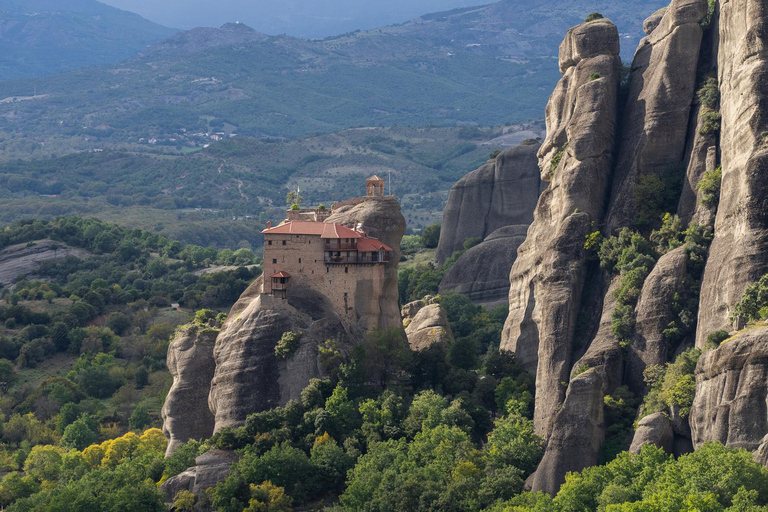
(0, 0, 176, 80)
(0, 0, 664, 160)
(0, 124, 540, 244)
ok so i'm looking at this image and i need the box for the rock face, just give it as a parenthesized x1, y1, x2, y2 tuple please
(327, 197, 406, 334)
(0, 239, 90, 286)
(439, 225, 529, 305)
(501, 19, 620, 441)
(402, 298, 452, 351)
(435, 142, 543, 264)
(627, 247, 690, 393)
(607, 0, 708, 231)
(209, 287, 350, 431)
(696, 0, 768, 346)
(630, 412, 674, 453)
(485, 0, 768, 495)
(162, 324, 218, 457)
(529, 369, 604, 496)
(160, 450, 239, 502)
(690, 326, 768, 450)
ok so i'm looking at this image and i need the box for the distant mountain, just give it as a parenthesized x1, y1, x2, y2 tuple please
(0, 0, 665, 159)
(0, 0, 176, 80)
(99, 0, 488, 38)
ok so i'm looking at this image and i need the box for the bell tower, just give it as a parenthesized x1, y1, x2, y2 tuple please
(366, 175, 385, 197)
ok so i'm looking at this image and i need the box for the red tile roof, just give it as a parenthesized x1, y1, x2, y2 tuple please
(357, 238, 393, 252)
(367, 174, 385, 182)
(270, 271, 291, 278)
(262, 221, 391, 252)
(262, 221, 362, 239)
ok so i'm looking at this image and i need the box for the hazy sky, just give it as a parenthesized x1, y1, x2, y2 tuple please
(99, 0, 490, 37)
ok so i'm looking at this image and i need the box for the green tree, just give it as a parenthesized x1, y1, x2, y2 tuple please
(129, 405, 152, 431)
(421, 224, 441, 249)
(61, 416, 98, 450)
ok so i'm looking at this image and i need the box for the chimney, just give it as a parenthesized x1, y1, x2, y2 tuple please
(267, 221, 272, 229)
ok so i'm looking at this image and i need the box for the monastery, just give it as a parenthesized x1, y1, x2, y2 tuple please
(261, 175, 394, 324)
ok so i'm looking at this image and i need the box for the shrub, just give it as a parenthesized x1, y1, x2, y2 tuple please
(700, 109, 722, 135)
(489, 150, 502, 160)
(641, 348, 702, 419)
(649, 213, 683, 254)
(599, 228, 657, 344)
(589, 73, 601, 81)
(274, 332, 302, 359)
(697, 77, 719, 110)
(549, 142, 568, 178)
(575, 364, 590, 376)
(706, 330, 730, 346)
(698, 166, 722, 209)
(289, 203, 301, 211)
(585, 12, 604, 22)
(731, 274, 768, 325)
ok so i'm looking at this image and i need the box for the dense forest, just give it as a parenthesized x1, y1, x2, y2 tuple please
(0, 218, 260, 508)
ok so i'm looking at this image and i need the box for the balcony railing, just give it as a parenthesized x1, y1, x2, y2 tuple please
(324, 252, 391, 264)
(324, 243, 357, 251)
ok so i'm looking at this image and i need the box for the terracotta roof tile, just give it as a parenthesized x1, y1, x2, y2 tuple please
(357, 238, 393, 252)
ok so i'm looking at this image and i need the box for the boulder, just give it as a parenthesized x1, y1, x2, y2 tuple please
(439, 225, 529, 306)
(162, 324, 218, 457)
(643, 8, 667, 35)
(404, 303, 452, 351)
(435, 142, 543, 264)
(160, 450, 239, 502)
(630, 412, 674, 453)
(607, 0, 709, 231)
(695, 0, 768, 346)
(502, 19, 620, 438)
(690, 326, 768, 451)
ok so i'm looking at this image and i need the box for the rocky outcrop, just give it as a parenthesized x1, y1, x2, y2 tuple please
(439, 225, 529, 305)
(327, 197, 406, 334)
(435, 142, 543, 264)
(208, 287, 351, 431)
(630, 412, 674, 453)
(162, 324, 218, 456)
(607, 0, 709, 231)
(627, 247, 690, 393)
(501, 19, 620, 441)
(160, 450, 239, 502)
(696, 0, 768, 346)
(529, 369, 604, 496)
(0, 239, 90, 286)
(690, 326, 768, 450)
(206, 197, 405, 432)
(403, 300, 452, 351)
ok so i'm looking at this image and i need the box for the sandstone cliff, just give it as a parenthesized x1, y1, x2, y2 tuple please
(696, 0, 768, 345)
(162, 324, 218, 456)
(499, 0, 723, 494)
(501, 18, 620, 441)
(606, 0, 708, 231)
(439, 225, 529, 305)
(690, 326, 768, 451)
(435, 142, 543, 265)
